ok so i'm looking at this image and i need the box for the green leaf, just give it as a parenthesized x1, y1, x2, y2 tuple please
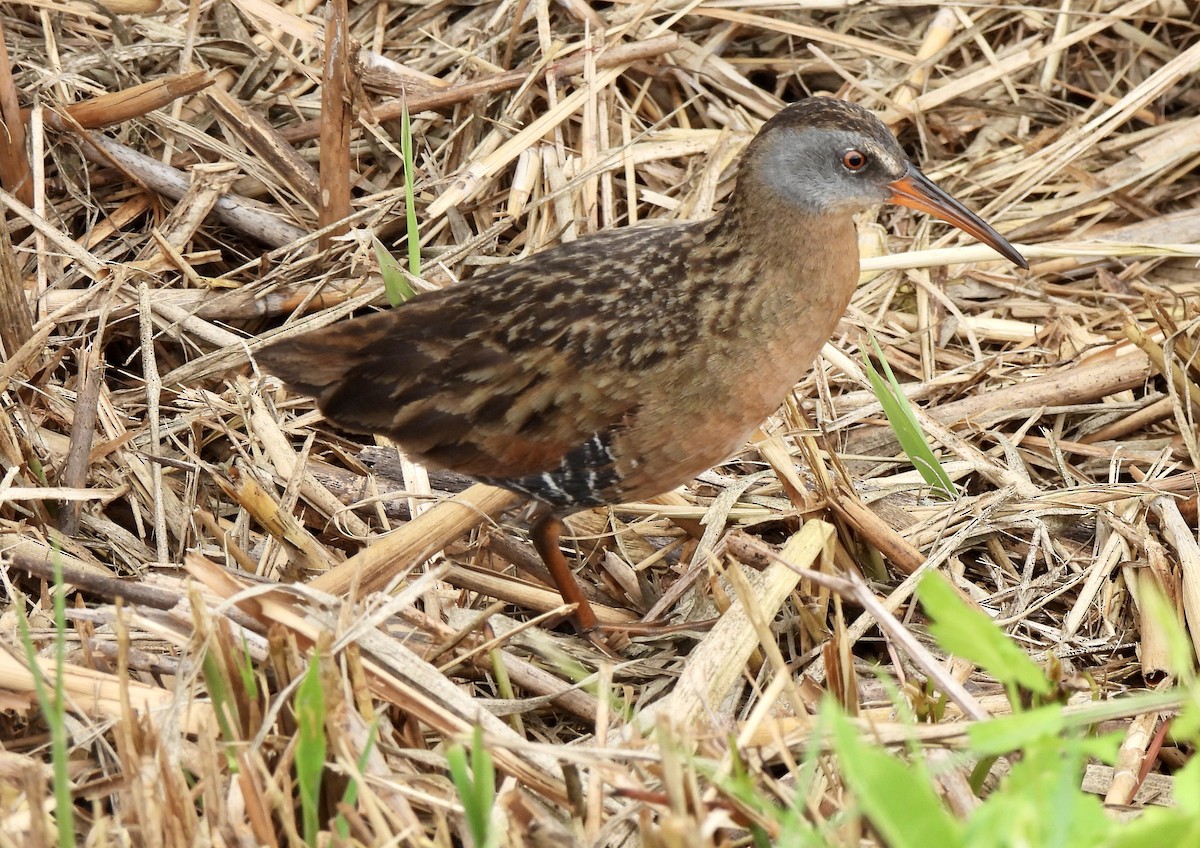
(15, 548, 75, 846)
(968, 705, 1066, 756)
(447, 726, 495, 848)
(400, 99, 421, 278)
(295, 658, 327, 847)
(1103, 816, 1200, 848)
(918, 572, 1053, 697)
(1171, 753, 1200, 815)
(968, 705, 1122, 763)
(373, 235, 415, 306)
(863, 334, 955, 498)
(966, 734, 1113, 848)
(832, 708, 964, 848)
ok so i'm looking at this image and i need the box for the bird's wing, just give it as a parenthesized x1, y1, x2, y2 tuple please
(258, 281, 640, 479)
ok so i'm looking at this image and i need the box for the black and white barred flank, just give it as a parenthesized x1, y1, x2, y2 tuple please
(481, 430, 623, 509)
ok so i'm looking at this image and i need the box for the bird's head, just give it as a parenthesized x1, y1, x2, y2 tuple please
(742, 97, 1027, 268)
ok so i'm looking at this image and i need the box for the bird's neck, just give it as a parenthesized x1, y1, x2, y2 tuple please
(708, 184, 861, 292)
(696, 184, 862, 365)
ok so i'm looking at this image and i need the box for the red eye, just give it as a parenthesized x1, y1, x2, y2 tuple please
(842, 149, 868, 171)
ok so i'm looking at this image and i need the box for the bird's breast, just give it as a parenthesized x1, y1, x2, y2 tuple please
(599, 217, 862, 502)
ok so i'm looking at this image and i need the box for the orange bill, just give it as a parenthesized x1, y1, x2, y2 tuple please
(888, 167, 1028, 269)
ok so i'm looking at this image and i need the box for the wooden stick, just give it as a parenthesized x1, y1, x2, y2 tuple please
(309, 483, 520, 597)
(37, 72, 213, 131)
(78, 132, 309, 249)
(317, 0, 351, 250)
(0, 21, 32, 205)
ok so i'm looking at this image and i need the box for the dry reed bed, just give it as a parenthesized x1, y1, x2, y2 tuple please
(1, 0, 1199, 844)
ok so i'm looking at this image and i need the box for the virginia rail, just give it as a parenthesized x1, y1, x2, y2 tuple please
(259, 97, 1027, 638)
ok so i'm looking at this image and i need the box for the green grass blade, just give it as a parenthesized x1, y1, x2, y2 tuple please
(295, 657, 327, 846)
(373, 235, 415, 306)
(447, 725, 495, 848)
(14, 549, 75, 846)
(373, 98, 422, 307)
(918, 572, 1052, 702)
(832, 706, 964, 848)
(401, 99, 421, 278)
(863, 334, 955, 498)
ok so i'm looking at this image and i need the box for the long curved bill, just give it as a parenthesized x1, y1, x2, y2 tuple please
(888, 166, 1028, 269)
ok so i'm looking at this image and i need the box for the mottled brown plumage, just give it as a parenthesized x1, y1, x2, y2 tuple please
(259, 97, 1026, 637)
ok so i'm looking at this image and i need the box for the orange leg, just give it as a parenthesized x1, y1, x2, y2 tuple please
(530, 513, 600, 634)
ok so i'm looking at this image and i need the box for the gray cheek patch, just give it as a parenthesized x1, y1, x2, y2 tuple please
(756, 128, 897, 214)
(759, 130, 838, 214)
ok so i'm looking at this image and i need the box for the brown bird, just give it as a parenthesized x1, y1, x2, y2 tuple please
(259, 97, 1026, 639)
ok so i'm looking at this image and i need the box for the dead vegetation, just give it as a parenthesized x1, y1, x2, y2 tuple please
(1, 0, 1200, 844)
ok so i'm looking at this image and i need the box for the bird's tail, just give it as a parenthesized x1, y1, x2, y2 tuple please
(256, 323, 365, 398)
